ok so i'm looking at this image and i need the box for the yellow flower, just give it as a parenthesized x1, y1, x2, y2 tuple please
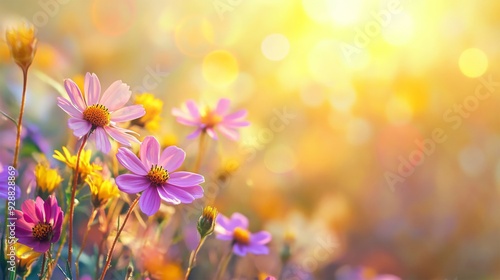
(133, 93, 163, 131)
(5, 24, 37, 70)
(53, 146, 102, 179)
(159, 133, 177, 147)
(85, 174, 119, 208)
(197, 206, 218, 238)
(13, 243, 42, 277)
(35, 161, 63, 197)
(216, 158, 240, 182)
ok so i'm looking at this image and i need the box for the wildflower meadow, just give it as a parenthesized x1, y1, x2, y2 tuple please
(1, 1, 500, 279)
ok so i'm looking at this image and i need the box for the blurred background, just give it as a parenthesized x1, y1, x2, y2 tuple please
(1, 0, 500, 279)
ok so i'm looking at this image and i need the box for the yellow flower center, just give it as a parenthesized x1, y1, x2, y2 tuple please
(233, 227, 250, 245)
(147, 165, 169, 186)
(83, 104, 110, 127)
(200, 107, 222, 128)
(32, 222, 53, 241)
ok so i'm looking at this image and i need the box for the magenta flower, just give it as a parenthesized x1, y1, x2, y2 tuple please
(115, 136, 204, 216)
(215, 212, 271, 256)
(0, 164, 20, 199)
(171, 98, 249, 140)
(14, 195, 63, 253)
(57, 72, 145, 153)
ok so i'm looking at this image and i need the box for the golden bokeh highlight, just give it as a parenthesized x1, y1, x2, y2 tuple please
(91, 0, 136, 36)
(202, 50, 239, 86)
(459, 48, 488, 78)
(174, 16, 214, 57)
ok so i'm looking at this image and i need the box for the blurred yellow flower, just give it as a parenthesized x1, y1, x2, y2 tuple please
(159, 133, 177, 147)
(216, 158, 240, 182)
(85, 174, 119, 208)
(35, 160, 63, 197)
(14, 243, 42, 278)
(53, 146, 102, 179)
(5, 23, 37, 70)
(133, 93, 163, 131)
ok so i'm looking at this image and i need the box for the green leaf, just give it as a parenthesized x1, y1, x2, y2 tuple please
(0, 109, 17, 126)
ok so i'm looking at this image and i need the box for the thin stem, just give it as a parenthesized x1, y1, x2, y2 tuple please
(13, 68, 28, 169)
(99, 196, 140, 280)
(193, 131, 207, 173)
(68, 134, 89, 271)
(184, 236, 206, 280)
(47, 206, 70, 278)
(4, 67, 29, 278)
(0, 109, 17, 126)
(39, 252, 47, 280)
(76, 208, 99, 280)
(214, 247, 233, 280)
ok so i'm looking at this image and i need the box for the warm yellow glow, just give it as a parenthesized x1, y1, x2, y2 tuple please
(459, 48, 488, 78)
(202, 50, 239, 86)
(262, 33, 290, 61)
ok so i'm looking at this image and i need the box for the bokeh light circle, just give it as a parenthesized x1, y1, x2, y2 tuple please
(382, 12, 414, 46)
(174, 16, 214, 57)
(459, 48, 488, 78)
(202, 50, 239, 86)
(261, 33, 290, 61)
(264, 145, 297, 174)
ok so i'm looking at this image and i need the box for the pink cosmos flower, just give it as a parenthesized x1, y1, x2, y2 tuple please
(57, 72, 145, 153)
(215, 212, 271, 256)
(115, 136, 204, 216)
(265, 277, 277, 280)
(14, 195, 63, 253)
(171, 98, 249, 140)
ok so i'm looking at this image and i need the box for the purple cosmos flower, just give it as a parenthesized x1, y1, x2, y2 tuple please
(215, 212, 271, 256)
(115, 136, 204, 216)
(57, 72, 145, 153)
(14, 195, 63, 253)
(336, 266, 401, 280)
(0, 163, 21, 199)
(265, 277, 277, 280)
(171, 98, 249, 140)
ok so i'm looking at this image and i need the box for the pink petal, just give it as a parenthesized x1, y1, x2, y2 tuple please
(159, 146, 185, 172)
(225, 110, 247, 121)
(172, 108, 198, 125)
(214, 98, 231, 115)
(186, 128, 202, 139)
(168, 172, 204, 187)
(110, 105, 145, 122)
(116, 147, 148, 175)
(229, 213, 249, 230)
(140, 136, 160, 168)
(215, 232, 234, 241)
(116, 174, 151, 194)
(233, 243, 248, 256)
(84, 72, 101, 106)
(64, 79, 86, 111)
(106, 125, 140, 145)
(139, 187, 161, 216)
(34, 197, 45, 222)
(57, 97, 83, 118)
(157, 185, 181, 204)
(51, 211, 63, 243)
(186, 100, 200, 119)
(217, 125, 240, 141)
(206, 127, 218, 140)
(246, 244, 269, 255)
(68, 118, 91, 137)
(21, 200, 37, 224)
(250, 231, 272, 244)
(94, 127, 111, 153)
(163, 185, 196, 204)
(215, 214, 231, 232)
(99, 80, 131, 111)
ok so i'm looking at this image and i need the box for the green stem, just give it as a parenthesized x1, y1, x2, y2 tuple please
(76, 208, 98, 280)
(184, 236, 206, 280)
(99, 196, 140, 280)
(193, 131, 207, 173)
(214, 248, 233, 280)
(68, 134, 89, 271)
